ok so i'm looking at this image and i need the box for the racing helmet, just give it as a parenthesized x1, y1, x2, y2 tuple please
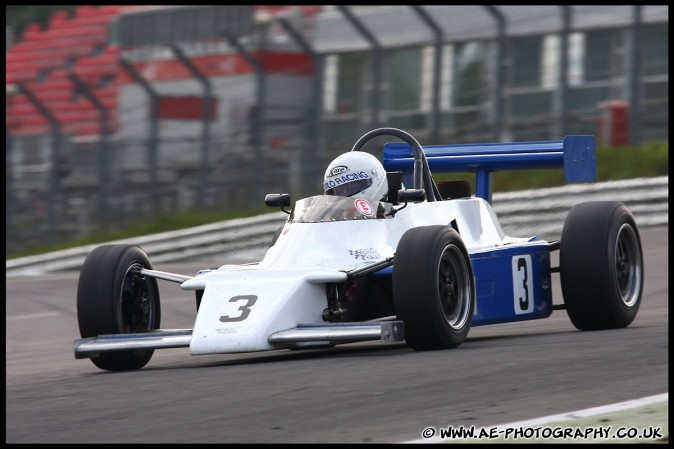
(323, 151, 388, 202)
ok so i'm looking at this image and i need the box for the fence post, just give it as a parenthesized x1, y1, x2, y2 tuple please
(337, 6, 382, 131)
(411, 6, 443, 145)
(170, 44, 213, 210)
(6, 127, 14, 245)
(223, 31, 267, 205)
(555, 6, 571, 138)
(277, 17, 325, 197)
(17, 82, 63, 244)
(69, 73, 111, 230)
(627, 5, 642, 146)
(120, 57, 161, 215)
(484, 6, 506, 143)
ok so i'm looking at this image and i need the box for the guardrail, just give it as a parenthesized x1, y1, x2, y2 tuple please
(493, 176, 668, 237)
(5, 211, 287, 276)
(6, 176, 668, 277)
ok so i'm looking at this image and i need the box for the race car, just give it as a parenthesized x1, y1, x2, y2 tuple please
(73, 127, 644, 371)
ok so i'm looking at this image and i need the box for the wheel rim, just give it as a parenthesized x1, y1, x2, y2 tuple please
(614, 224, 642, 307)
(438, 244, 472, 330)
(120, 263, 155, 333)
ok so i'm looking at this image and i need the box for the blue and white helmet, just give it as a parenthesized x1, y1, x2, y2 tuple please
(323, 152, 388, 202)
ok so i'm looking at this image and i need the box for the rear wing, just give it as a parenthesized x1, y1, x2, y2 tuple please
(382, 135, 596, 203)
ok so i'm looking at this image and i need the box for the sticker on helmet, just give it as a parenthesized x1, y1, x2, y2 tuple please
(327, 165, 348, 177)
(323, 171, 371, 191)
(354, 198, 374, 217)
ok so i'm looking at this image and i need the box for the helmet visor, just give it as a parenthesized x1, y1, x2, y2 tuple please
(325, 178, 373, 197)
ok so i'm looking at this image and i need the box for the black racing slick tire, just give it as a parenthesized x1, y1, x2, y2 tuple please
(393, 225, 475, 350)
(77, 245, 161, 371)
(559, 201, 644, 331)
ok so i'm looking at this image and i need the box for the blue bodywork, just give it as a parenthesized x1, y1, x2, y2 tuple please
(378, 135, 596, 326)
(383, 135, 596, 202)
(470, 241, 552, 326)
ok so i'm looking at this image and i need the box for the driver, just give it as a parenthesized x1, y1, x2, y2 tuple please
(323, 152, 388, 202)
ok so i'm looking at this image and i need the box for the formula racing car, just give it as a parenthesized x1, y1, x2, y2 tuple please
(73, 128, 644, 371)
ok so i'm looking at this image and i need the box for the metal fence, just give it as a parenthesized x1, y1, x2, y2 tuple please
(5, 5, 669, 256)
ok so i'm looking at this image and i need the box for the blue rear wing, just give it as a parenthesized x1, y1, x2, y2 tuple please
(382, 135, 596, 202)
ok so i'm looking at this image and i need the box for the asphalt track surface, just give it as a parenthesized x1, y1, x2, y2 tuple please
(6, 226, 668, 444)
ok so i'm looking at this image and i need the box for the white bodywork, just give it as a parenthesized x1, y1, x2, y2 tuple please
(73, 130, 600, 367)
(181, 196, 530, 355)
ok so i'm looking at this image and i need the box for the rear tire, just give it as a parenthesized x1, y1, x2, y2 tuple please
(393, 225, 475, 350)
(560, 202, 643, 330)
(77, 245, 161, 371)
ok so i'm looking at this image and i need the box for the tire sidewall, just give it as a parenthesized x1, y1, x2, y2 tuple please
(76, 245, 160, 371)
(560, 202, 643, 330)
(78, 245, 160, 337)
(393, 225, 475, 349)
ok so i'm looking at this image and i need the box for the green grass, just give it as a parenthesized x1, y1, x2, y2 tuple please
(7, 141, 668, 260)
(7, 208, 271, 259)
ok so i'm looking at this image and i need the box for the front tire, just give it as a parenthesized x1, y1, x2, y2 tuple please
(77, 245, 161, 371)
(560, 201, 643, 330)
(393, 226, 475, 350)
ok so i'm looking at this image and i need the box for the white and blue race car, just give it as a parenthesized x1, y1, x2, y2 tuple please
(74, 128, 644, 371)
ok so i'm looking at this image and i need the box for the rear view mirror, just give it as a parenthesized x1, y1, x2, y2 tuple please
(397, 189, 426, 203)
(265, 193, 291, 208)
